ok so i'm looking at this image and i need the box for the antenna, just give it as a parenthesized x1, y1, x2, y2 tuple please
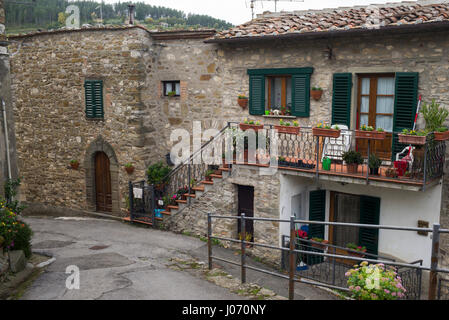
(249, 0, 304, 19)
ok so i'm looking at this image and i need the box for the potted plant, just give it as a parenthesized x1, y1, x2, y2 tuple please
(356, 125, 387, 140)
(124, 162, 135, 174)
(403, 171, 412, 179)
(312, 123, 341, 138)
(274, 119, 300, 135)
(278, 156, 288, 167)
(167, 91, 177, 97)
(239, 118, 263, 132)
(398, 129, 428, 145)
(334, 243, 367, 266)
(310, 237, 329, 250)
(311, 87, 323, 101)
(368, 154, 382, 175)
(420, 99, 449, 141)
(177, 185, 189, 200)
(70, 159, 79, 170)
(205, 169, 214, 181)
(385, 167, 398, 178)
(342, 150, 363, 174)
(237, 95, 248, 109)
(147, 162, 172, 190)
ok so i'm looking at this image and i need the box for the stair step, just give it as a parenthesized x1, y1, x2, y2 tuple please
(155, 217, 163, 221)
(201, 180, 214, 185)
(161, 211, 171, 216)
(210, 174, 223, 179)
(167, 205, 179, 210)
(185, 194, 196, 198)
(176, 199, 187, 204)
(123, 216, 153, 226)
(219, 167, 231, 172)
(192, 186, 205, 192)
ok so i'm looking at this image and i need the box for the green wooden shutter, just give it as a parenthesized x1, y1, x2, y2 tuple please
(249, 75, 265, 115)
(308, 190, 326, 239)
(291, 74, 310, 117)
(84, 80, 104, 118)
(359, 196, 380, 256)
(392, 72, 419, 159)
(331, 73, 352, 126)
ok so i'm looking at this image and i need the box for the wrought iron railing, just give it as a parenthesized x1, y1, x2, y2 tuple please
(128, 180, 155, 224)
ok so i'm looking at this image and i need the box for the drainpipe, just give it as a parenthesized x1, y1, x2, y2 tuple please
(1, 99, 11, 181)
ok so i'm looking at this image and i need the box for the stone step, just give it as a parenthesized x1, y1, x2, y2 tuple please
(161, 211, 171, 216)
(210, 174, 223, 179)
(219, 167, 231, 172)
(185, 194, 196, 198)
(176, 199, 187, 204)
(167, 205, 179, 210)
(201, 180, 214, 185)
(192, 186, 205, 192)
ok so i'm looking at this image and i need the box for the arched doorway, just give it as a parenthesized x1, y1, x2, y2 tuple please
(95, 151, 112, 212)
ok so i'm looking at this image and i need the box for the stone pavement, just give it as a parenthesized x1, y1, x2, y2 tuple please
(21, 217, 336, 300)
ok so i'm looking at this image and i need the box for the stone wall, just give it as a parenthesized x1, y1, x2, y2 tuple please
(168, 165, 282, 266)
(9, 27, 151, 214)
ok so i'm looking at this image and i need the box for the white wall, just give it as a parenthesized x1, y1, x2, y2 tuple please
(279, 174, 443, 267)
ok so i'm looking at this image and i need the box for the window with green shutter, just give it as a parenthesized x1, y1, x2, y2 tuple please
(84, 80, 104, 119)
(359, 195, 380, 255)
(332, 73, 353, 126)
(308, 189, 326, 239)
(247, 68, 313, 117)
(392, 72, 419, 159)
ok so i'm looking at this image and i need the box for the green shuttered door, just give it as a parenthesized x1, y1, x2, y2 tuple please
(291, 74, 310, 117)
(84, 80, 104, 118)
(392, 72, 419, 159)
(249, 75, 265, 115)
(332, 73, 352, 126)
(359, 196, 380, 256)
(308, 190, 326, 239)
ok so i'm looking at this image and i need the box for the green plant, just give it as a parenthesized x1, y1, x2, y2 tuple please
(368, 154, 382, 169)
(420, 99, 449, 132)
(0, 202, 33, 258)
(146, 162, 171, 186)
(278, 156, 286, 162)
(346, 261, 406, 300)
(238, 233, 253, 242)
(3, 178, 26, 215)
(205, 169, 214, 177)
(312, 87, 322, 91)
(377, 127, 384, 132)
(436, 126, 448, 132)
(238, 95, 248, 99)
(70, 159, 78, 165)
(346, 243, 367, 252)
(334, 125, 340, 130)
(293, 120, 299, 127)
(167, 91, 176, 97)
(342, 150, 363, 165)
(124, 162, 134, 168)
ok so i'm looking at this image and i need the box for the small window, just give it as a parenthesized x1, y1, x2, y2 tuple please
(84, 80, 104, 119)
(265, 76, 292, 112)
(163, 81, 181, 97)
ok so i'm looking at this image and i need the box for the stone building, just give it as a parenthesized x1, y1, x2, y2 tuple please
(7, 0, 449, 289)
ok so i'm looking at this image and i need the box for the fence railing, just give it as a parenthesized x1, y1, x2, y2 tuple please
(207, 213, 449, 300)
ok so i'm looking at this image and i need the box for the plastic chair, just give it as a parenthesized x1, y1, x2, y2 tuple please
(321, 124, 353, 162)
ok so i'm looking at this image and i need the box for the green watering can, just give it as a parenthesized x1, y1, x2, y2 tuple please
(322, 157, 331, 171)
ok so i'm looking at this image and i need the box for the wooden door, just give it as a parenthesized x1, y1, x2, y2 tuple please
(95, 152, 112, 212)
(356, 74, 395, 160)
(237, 185, 254, 242)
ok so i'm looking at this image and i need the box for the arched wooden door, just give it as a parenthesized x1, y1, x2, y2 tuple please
(95, 152, 112, 212)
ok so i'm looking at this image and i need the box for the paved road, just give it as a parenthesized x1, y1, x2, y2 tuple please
(22, 217, 244, 300)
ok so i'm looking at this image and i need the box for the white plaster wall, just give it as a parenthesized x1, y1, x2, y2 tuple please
(279, 175, 443, 268)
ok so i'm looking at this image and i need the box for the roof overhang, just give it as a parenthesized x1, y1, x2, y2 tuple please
(150, 29, 216, 40)
(205, 20, 449, 44)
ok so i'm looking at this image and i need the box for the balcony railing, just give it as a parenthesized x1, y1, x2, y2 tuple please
(227, 122, 446, 189)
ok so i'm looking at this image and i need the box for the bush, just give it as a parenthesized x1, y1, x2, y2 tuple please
(146, 162, 171, 185)
(0, 202, 33, 258)
(368, 154, 382, 169)
(420, 99, 449, 132)
(346, 261, 406, 300)
(342, 150, 363, 165)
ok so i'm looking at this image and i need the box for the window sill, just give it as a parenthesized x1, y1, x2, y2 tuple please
(263, 115, 296, 119)
(85, 117, 105, 121)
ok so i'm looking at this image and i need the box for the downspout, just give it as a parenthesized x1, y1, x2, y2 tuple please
(2, 98, 12, 181)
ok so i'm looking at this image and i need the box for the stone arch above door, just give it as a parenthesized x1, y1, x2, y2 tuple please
(85, 136, 120, 214)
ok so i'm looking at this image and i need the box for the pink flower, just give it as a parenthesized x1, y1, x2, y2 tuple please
(355, 286, 361, 291)
(392, 292, 396, 296)
(384, 289, 390, 294)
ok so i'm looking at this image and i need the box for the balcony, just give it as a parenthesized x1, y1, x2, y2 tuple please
(227, 123, 446, 191)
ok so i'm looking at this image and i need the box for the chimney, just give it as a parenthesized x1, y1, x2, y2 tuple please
(128, 4, 136, 25)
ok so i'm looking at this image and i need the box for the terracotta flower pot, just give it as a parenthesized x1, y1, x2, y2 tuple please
(434, 131, 449, 141)
(274, 125, 300, 135)
(70, 162, 79, 170)
(312, 127, 341, 138)
(125, 166, 135, 174)
(398, 134, 426, 145)
(239, 123, 264, 132)
(355, 130, 386, 140)
(346, 163, 359, 174)
(237, 98, 248, 109)
(310, 90, 323, 101)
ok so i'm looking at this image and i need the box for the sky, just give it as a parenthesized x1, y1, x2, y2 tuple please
(102, 0, 417, 25)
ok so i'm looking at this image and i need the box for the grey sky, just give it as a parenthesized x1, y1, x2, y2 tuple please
(102, 0, 417, 25)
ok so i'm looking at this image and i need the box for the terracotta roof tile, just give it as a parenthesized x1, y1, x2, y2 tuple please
(212, 2, 449, 41)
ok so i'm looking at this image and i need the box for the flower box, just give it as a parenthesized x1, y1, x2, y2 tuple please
(312, 127, 341, 138)
(333, 247, 366, 266)
(239, 123, 264, 132)
(274, 125, 300, 135)
(434, 130, 449, 141)
(398, 134, 426, 145)
(355, 130, 386, 140)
